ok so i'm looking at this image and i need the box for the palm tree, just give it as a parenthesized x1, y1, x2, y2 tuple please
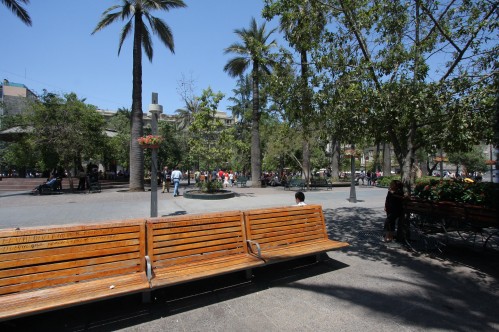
(175, 98, 200, 131)
(224, 18, 277, 188)
(93, 0, 186, 191)
(1, 0, 31, 26)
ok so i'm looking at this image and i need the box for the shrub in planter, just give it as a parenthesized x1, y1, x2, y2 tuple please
(413, 179, 498, 208)
(196, 180, 223, 193)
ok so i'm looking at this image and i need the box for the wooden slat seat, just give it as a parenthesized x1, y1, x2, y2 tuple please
(0, 220, 150, 321)
(146, 211, 264, 288)
(243, 205, 349, 264)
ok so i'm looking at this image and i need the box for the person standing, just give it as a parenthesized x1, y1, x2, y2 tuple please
(171, 166, 182, 197)
(161, 166, 171, 193)
(384, 180, 403, 242)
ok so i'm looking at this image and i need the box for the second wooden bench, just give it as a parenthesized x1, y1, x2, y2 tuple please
(243, 205, 349, 264)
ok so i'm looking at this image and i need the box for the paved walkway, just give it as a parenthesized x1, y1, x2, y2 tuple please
(0, 184, 498, 331)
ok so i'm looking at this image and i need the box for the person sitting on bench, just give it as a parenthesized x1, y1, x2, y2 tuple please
(294, 191, 307, 206)
(35, 177, 59, 194)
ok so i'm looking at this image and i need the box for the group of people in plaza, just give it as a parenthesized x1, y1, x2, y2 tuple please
(357, 170, 383, 186)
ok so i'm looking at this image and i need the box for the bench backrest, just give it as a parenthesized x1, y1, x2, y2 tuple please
(146, 210, 249, 269)
(0, 220, 146, 296)
(243, 205, 329, 250)
(402, 199, 434, 215)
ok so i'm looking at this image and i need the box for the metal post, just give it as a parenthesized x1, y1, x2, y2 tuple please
(149, 93, 163, 218)
(348, 144, 357, 203)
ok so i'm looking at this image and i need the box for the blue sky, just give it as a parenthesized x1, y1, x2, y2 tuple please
(1, 1, 278, 115)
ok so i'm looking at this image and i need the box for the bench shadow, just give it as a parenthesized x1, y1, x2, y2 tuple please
(2, 256, 348, 332)
(162, 210, 187, 217)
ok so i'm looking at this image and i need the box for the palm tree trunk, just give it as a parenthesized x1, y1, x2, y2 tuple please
(251, 65, 262, 188)
(129, 13, 145, 191)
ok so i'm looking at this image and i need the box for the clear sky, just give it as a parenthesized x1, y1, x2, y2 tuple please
(1, 0, 277, 115)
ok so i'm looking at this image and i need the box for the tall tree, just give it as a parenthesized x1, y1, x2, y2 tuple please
(93, 0, 186, 191)
(1, 0, 31, 26)
(317, 0, 497, 194)
(263, 0, 328, 187)
(224, 17, 277, 187)
(30, 92, 107, 188)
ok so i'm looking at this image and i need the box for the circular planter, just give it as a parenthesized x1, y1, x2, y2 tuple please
(184, 189, 235, 200)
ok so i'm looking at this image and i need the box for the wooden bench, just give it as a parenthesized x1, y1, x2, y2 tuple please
(243, 205, 349, 264)
(0, 219, 150, 321)
(146, 210, 265, 288)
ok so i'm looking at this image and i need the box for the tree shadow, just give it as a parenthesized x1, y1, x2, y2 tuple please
(1, 256, 348, 332)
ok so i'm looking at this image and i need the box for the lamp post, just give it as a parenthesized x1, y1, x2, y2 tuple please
(348, 144, 357, 203)
(149, 93, 163, 218)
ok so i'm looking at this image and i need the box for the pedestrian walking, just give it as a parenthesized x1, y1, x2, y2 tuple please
(171, 167, 182, 197)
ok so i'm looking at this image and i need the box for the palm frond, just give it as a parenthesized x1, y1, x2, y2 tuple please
(224, 42, 249, 55)
(3, 0, 32, 26)
(224, 57, 250, 77)
(141, 25, 154, 61)
(92, 10, 123, 34)
(117, 20, 133, 55)
(147, 15, 174, 53)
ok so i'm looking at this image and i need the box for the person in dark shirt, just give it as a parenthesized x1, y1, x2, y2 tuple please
(384, 180, 403, 242)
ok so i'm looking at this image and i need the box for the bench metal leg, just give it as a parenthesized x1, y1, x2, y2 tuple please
(245, 269, 253, 280)
(142, 290, 152, 303)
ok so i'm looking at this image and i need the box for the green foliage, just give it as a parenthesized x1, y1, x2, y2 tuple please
(448, 146, 488, 175)
(29, 91, 107, 175)
(196, 180, 223, 193)
(376, 175, 401, 188)
(413, 179, 499, 208)
(107, 108, 131, 169)
(188, 88, 230, 170)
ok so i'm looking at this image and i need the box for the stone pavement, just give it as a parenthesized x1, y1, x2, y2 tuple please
(0, 184, 498, 331)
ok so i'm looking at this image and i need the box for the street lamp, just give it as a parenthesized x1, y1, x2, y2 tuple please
(149, 92, 163, 218)
(348, 144, 357, 203)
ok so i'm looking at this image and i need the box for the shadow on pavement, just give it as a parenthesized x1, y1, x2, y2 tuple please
(1, 256, 348, 332)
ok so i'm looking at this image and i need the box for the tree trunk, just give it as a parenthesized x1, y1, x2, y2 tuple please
(129, 13, 145, 191)
(330, 138, 340, 180)
(302, 136, 311, 187)
(251, 63, 262, 188)
(300, 49, 312, 188)
(382, 142, 391, 176)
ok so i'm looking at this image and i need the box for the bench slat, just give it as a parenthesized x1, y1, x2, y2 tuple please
(0, 252, 141, 279)
(0, 273, 148, 320)
(151, 254, 261, 287)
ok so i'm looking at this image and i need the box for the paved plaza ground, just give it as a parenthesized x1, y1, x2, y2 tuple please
(0, 183, 498, 331)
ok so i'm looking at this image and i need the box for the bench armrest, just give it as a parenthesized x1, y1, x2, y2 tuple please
(145, 255, 152, 283)
(246, 240, 262, 258)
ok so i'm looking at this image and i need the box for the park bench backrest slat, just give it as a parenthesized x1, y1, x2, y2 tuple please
(147, 211, 248, 269)
(0, 220, 146, 296)
(244, 205, 329, 249)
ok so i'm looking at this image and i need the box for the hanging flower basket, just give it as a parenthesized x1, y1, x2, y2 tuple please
(137, 135, 164, 149)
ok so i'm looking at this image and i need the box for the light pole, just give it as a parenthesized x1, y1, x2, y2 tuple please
(348, 144, 357, 203)
(149, 93, 163, 218)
